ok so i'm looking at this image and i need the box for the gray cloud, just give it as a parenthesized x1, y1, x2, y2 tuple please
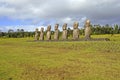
(0, 0, 120, 31)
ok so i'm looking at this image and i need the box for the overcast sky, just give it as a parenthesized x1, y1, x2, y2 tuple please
(0, 0, 120, 31)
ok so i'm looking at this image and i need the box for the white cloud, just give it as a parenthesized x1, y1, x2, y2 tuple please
(1, 0, 119, 20)
(0, 0, 120, 31)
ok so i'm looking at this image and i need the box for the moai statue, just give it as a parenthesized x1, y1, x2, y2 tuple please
(73, 22, 79, 40)
(84, 19, 91, 40)
(35, 28, 39, 40)
(62, 23, 68, 40)
(54, 24, 59, 40)
(40, 27, 44, 40)
(46, 25, 51, 40)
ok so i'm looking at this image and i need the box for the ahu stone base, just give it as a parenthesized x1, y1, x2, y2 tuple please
(27, 38, 110, 42)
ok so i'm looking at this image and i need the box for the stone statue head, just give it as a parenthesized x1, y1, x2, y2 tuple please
(55, 24, 59, 30)
(63, 23, 67, 30)
(35, 28, 38, 32)
(47, 25, 51, 31)
(73, 22, 79, 29)
(41, 27, 44, 32)
(85, 19, 90, 27)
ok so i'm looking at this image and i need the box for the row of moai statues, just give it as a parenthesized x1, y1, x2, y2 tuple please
(35, 19, 91, 41)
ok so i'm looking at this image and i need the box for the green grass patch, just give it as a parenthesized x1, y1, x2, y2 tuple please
(0, 34, 120, 80)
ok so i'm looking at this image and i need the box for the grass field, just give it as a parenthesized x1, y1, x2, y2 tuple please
(0, 34, 120, 80)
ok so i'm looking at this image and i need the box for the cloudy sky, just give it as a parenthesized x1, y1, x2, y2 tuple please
(0, 0, 120, 32)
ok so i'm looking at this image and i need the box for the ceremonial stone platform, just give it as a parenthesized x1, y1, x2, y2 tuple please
(27, 38, 110, 42)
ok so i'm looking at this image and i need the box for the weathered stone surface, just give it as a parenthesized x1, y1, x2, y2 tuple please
(40, 27, 44, 40)
(85, 19, 91, 40)
(73, 22, 79, 40)
(35, 28, 39, 40)
(62, 23, 68, 40)
(54, 24, 59, 40)
(46, 25, 51, 40)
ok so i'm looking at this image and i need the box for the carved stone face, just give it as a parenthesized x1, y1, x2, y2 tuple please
(47, 25, 51, 31)
(41, 28, 44, 32)
(35, 28, 38, 32)
(55, 24, 59, 30)
(63, 23, 67, 30)
(85, 19, 90, 27)
(73, 22, 79, 29)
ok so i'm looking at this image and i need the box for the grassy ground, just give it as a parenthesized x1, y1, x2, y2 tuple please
(0, 34, 120, 80)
